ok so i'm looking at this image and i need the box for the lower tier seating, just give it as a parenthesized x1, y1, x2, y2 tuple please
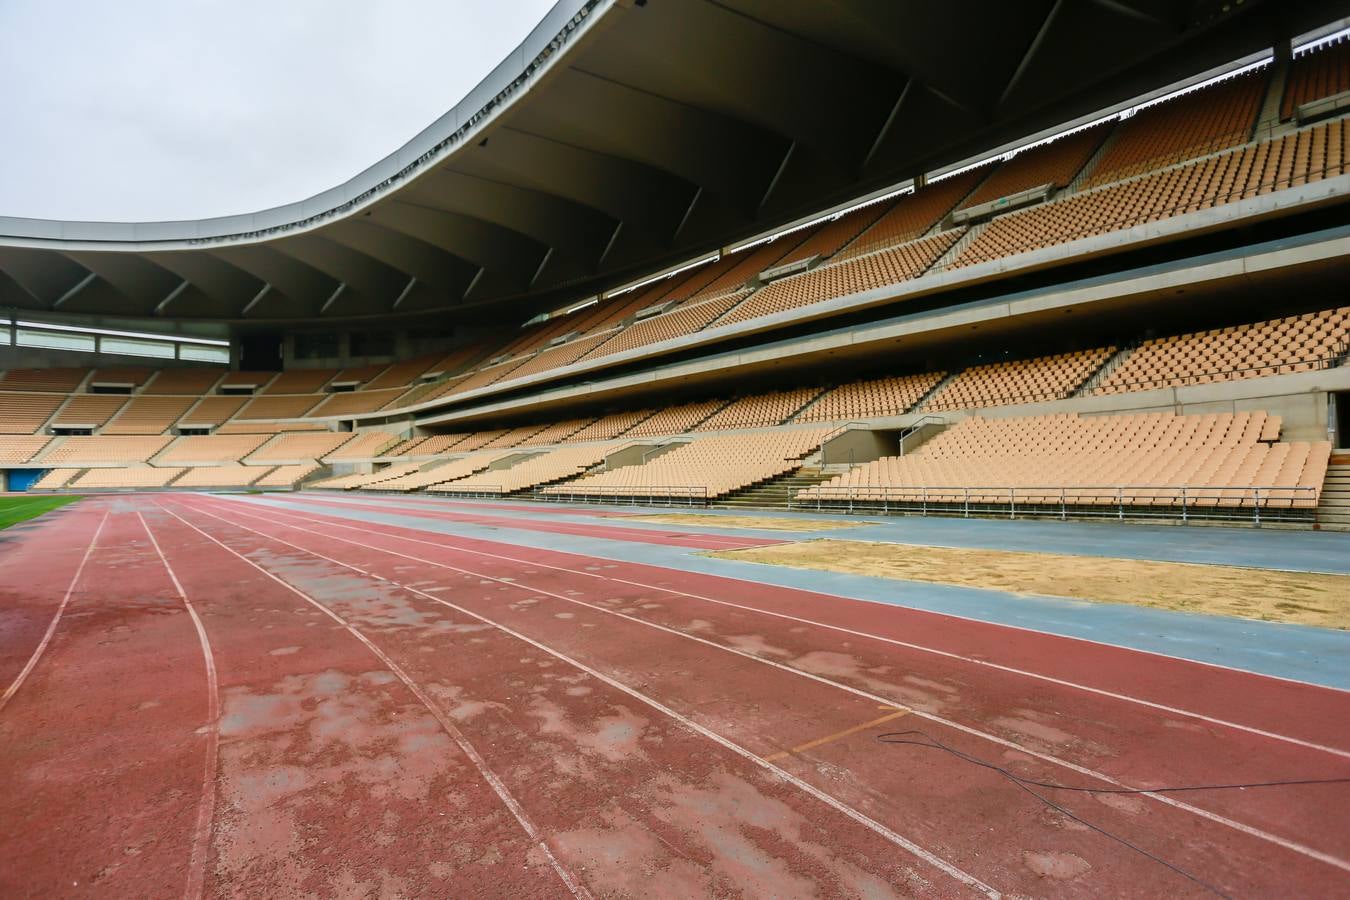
(801, 412, 1330, 509)
(434, 443, 619, 495)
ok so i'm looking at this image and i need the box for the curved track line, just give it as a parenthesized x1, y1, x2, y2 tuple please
(172, 498, 999, 897)
(199, 496, 1350, 873)
(136, 512, 220, 900)
(256, 494, 1350, 757)
(154, 504, 594, 900)
(0, 510, 108, 716)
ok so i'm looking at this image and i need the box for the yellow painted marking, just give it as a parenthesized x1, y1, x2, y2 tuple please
(764, 709, 910, 763)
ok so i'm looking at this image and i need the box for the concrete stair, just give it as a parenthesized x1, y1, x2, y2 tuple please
(1316, 461, 1350, 530)
(712, 466, 835, 509)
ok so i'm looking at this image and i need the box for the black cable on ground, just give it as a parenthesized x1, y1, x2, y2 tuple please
(876, 729, 1350, 899)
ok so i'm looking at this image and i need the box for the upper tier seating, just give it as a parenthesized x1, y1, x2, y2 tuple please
(305, 388, 408, 417)
(71, 467, 184, 490)
(1086, 72, 1266, 187)
(235, 394, 324, 419)
(332, 364, 389, 386)
(960, 125, 1111, 208)
(680, 241, 794, 304)
(143, 368, 224, 395)
(41, 435, 171, 465)
(518, 418, 596, 447)
(802, 411, 1330, 509)
(836, 169, 986, 260)
(796, 372, 946, 423)
(924, 348, 1116, 411)
(428, 359, 528, 402)
(568, 410, 656, 442)
(0, 435, 51, 464)
(214, 421, 328, 434)
(322, 431, 400, 460)
(544, 428, 829, 499)
(264, 369, 336, 394)
(0, 368, 87, 392)
(955, 117, 1348, 268)
(218, 371, 277, 391)
(624, 400, 726, 437)
(0, 392, 65, 433)
(391, 434, 470, 457)
(453, 430, 513, 452)
(247, 432, 354, 463)
(692, 388, 823, 431)
(362, 357, 439, 390)
(499, 331, 616, 384)
(770, 199, 896, 267)
(1282, 37, 1350, 120)
(435, 443, 619, 494)
(50, 394, 128, 427)
(158, 434, 270, 465)
(718, 230, 962, 327)
(102, 396, 197, 434)
(582, 291, 749, 360)
(89, 367, 154, 387)
(179, 395, 248, 426)
(1095, 307, 1350, 394)
(480, 424, 548, 449)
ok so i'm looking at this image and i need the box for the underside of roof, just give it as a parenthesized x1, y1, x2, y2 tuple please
(1, 0, 1346, 326)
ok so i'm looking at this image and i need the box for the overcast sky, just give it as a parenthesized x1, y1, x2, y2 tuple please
(0, 0, 558, 222)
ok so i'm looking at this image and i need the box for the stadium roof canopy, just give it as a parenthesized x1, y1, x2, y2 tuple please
(1, 0, 1346, 326)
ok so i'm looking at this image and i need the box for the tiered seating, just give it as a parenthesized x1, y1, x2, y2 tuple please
(453, 430, 512, 452)
(425, 344, 493, 378)
(218, 371, 276, 391)
(0, 436, 50, 464)
(797, 372, 946, 423)
(143, 368, 223, 394)
(332, 363, 389, 386)
(322, 431, 400, 460)
(172, 466, 271, 488)
(263, 369, 336, 393)
(70, 468, 184, 490)
(305, 388, 408, 417)
(802, 412, 1330, 509)
(771, 199, 896, 267)
(309, 462, 426, 490)
(583, 292, 748, 360)
(716, 231, 962, 327)
(0, 393, 65, 433)
(692, 388, 822, 431)
(1283, 37, 1350, 119)
(253, 464, 320, 488)
(496, 331, 616, 384)
(32, 469, 79, 490)
(102, 396, 197, 434)
(924, 348, 1115, 411)
(157, 434, 270, 465)
(362, 356, 438, 390)
(49, 394, 128, 427)
(1095, 308, 1350, 394)
(518, 418, 596, 446)
(567, 410, 656, 442)
(680, 242, 792, 303)
(42, 436, 171, 465)
(436, 443, 618, 494)
(178, 395, 248, 427)
(234, 394, 324, 419)
(378, 451, 512, 492)
(543, 429, 828, 499)
(248, 432, 354, 463)
(955, 118, 1349, 267)
(479, 424, 548, 449)
(0, 368, 87, 391)
(1086, 72, 1265, 186)
(427, 359, 528, 401)
(836, 169, 986, 259)
(214, 420, 327, 434)
(959, 125, 1110, 208)
(391, 434, 470, 457)
(89, 368, 154, 387)
(624, 400, 726, 437)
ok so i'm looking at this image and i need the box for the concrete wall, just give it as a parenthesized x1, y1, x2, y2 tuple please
(820, 428, 897, 466)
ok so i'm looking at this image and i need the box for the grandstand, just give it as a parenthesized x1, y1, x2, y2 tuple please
(3, 6, 1350, 896)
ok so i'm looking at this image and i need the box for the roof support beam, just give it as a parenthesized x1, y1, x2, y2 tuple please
(240, 283, 271, 317)
(391, 276, 418, 310)
(863, 80, 914, 171)
(320, 283, 347, 315)
(758, 141, 796, 212)
(997, 0, 1066, 110)
(52, 272, 96, 309)
(154, 279, 191, 315)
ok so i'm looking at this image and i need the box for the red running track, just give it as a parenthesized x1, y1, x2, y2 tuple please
(1, 493, 1347, 897)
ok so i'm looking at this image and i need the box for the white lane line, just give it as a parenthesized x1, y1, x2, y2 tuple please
(0, 510, 109, 715)
(136, 510, 221, 900)
(155, 502, 594, 900)
(179, 497, 999, 897)
(259, 493, 1350, 757)
(283, 493, 1350, 694)
(206, 496, 1350, 874)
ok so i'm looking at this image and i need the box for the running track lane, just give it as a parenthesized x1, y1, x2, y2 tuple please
(160, 497, 993, 897)
(0, 507, 210, 897)
(181, 495, 1350, 896)
(137, 501, 589, 897)
(287, 494, 786, 550)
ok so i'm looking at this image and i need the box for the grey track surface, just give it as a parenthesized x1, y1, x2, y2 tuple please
(223, 492, 1350, 690)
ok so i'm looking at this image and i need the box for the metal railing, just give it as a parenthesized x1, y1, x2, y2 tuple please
(1085, 346, 1349, 395)
(530, 485, 709, 507)
(428, 483, 505, 498)
(791, 484, 1319, 524)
